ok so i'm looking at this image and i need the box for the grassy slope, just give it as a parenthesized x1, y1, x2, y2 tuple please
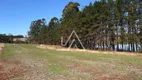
(1, 44, 142, 80)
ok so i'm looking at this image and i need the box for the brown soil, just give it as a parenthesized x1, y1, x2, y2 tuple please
(0, 59, 26, 80)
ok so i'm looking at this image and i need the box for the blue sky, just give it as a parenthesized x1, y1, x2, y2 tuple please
(0, 0, 95, 36)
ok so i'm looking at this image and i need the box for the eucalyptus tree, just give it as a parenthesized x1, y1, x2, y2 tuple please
(48, 17, 61, 45)
(61, 2, 80, 45)
(28, 18, 47, 43)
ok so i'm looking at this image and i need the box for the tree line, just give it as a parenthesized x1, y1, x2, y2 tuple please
(0, 34, 24, 43)
(28, 0, 142, 52)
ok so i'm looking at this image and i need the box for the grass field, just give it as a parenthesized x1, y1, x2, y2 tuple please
(0, 44, 142, 80)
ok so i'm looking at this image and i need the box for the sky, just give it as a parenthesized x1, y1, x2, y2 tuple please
(0, 0, 96, 36)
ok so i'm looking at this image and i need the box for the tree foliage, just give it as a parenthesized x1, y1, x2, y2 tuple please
(28, 0, 142, 52)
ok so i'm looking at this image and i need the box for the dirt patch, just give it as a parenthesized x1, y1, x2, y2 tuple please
(13, 53, 49, 80)
(100, 75, 130, 80)
(0, 59, 26, 80)
(54, 55, 136, 80)
(67, 62, 131, 80)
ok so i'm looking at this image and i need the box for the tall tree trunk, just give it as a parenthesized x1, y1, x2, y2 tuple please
(122, 42, 123, 51)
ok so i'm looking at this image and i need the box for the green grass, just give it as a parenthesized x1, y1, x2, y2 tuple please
(1, 44, 142, 80)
